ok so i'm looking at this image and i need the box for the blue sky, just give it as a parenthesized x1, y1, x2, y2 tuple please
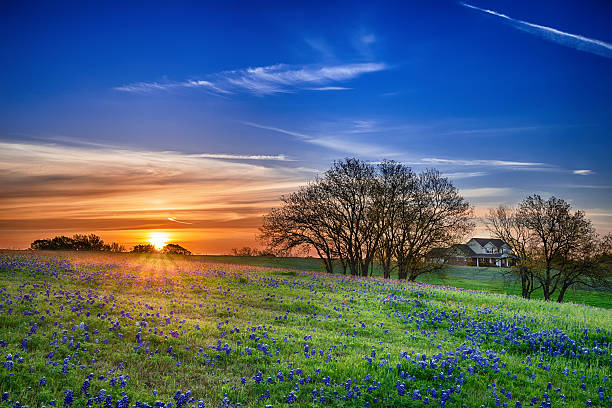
(1, 1, 611, 251)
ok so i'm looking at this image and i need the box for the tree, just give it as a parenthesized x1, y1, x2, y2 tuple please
(487, 205, 539, 299)
(319, 158, 382, 276)
(72, 234, 107, 251)
(231, 247, 255, 256)
(393, 169, 473, 280)
(517, 195, 594, 301)
(260, 182, 338, 273)
(376, 162, 417, 279)
(131, 244, 157, 253)
(30, 234, 112, 251)
(554, 231, 611, 302)
(161, 243, 191, 255)
(260, 158, 473, 279)
(108, 242, 125, 253)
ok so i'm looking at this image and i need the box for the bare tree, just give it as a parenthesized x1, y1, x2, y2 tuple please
(376, 162, 416, 279)
(487, 206, 539, 298)
(318, 159, 377, 276)
(517, 195, 593, 301)
(260, 159, 472, 280)
(393, 169, 474, 280)
(260, 183, 337, 273)
(554, 231, 611, 302)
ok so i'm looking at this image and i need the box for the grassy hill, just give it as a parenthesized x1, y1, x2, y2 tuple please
(0, 251, 610, 407)
(189, 255, 612, 309)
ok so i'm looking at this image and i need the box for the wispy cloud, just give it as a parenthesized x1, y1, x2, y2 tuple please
(114, 79, 229, 94)
(573, 169, 594, 176)
(187, 153, 291, 161)
(460, 187, 513, 198)
(167, 217, 193, 224)
(443, 171, 488, 179)
(242, 121, 399, 157)
(305, 86, 352, 91)
(115, 62, 386, 96)
(421, 157, 544, 167)
(462, 2, 612, 58)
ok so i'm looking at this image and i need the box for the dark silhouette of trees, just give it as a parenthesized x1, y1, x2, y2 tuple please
(260, 158, 473, 279)
(131, 244, 157, 253)
(30, 234, 123, 252)
(161, 243, 192, 255)
(108, 242, 125, 253)
(489, 195, 610, 302)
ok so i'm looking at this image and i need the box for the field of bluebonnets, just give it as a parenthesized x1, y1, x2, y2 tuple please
(0, 251, 611, 408)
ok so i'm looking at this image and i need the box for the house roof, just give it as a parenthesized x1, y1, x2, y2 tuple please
(449, 244, 477, 257)
(469, 237, 507, 248)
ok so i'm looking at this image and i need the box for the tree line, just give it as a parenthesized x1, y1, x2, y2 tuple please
(259, 158, 474, 279)
(487, 195, 611, 302)
(131, 243, 191, 255)
(30, 234, 124, 252)
(30, 234, 192, 255)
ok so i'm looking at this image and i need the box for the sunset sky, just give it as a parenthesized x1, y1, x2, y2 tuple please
(1, 1, 611, 253)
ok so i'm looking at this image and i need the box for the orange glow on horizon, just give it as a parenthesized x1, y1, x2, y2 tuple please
(148, 231, 170, 250)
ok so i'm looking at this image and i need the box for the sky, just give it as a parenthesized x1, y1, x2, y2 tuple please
(1, 1, 611, 253)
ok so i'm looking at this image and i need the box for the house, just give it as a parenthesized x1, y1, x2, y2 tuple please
(427, 238, 516, 267)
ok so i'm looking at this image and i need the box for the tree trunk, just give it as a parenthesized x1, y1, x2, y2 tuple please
(397, 264, 407, 280)
(557, 285, 568, 303)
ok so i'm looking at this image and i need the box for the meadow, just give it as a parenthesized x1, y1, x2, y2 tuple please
(0, 251, 610, 407)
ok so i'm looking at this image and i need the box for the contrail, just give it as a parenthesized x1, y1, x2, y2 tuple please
(462, 2, 612, 58)
(167, 217, 193, 225)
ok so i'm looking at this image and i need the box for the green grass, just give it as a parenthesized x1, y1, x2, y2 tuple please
(192, 255, 612, 309)
(0, 251, 610, 407)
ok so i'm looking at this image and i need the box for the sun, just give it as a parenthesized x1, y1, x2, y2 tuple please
(148, 231, 170, 251)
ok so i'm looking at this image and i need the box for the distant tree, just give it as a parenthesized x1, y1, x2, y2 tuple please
(72, 234, 107, 251)
(108, 242, 125, 253)
(231, 247, 254, 256)
(131, 243, 157, 253)
(30, 239, 54, 250)
(30, 234, 111, 251)
(161, 243, 191, 255)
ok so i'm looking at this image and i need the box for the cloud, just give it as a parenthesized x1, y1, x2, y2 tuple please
(115, 62, 386, 96)
(167, 217, 193, 224)
(573, 169, 594, 176)
(442, 171, 488, 179)
(113, 80, 229, 94)
(305, 86, 352, 91)
(0, 140, 311, 222)
(421, 157, 544, 167)
(462, 3, 612, 58)
(460, 187, 513, 198)
(188, 153, 292, 161)
(242, 121, 560, 166)
(242, 121, 399, 157)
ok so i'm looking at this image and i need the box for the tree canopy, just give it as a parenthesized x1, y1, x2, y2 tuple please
(488, 195, 611, 302)
(260, 158, 473, 279)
